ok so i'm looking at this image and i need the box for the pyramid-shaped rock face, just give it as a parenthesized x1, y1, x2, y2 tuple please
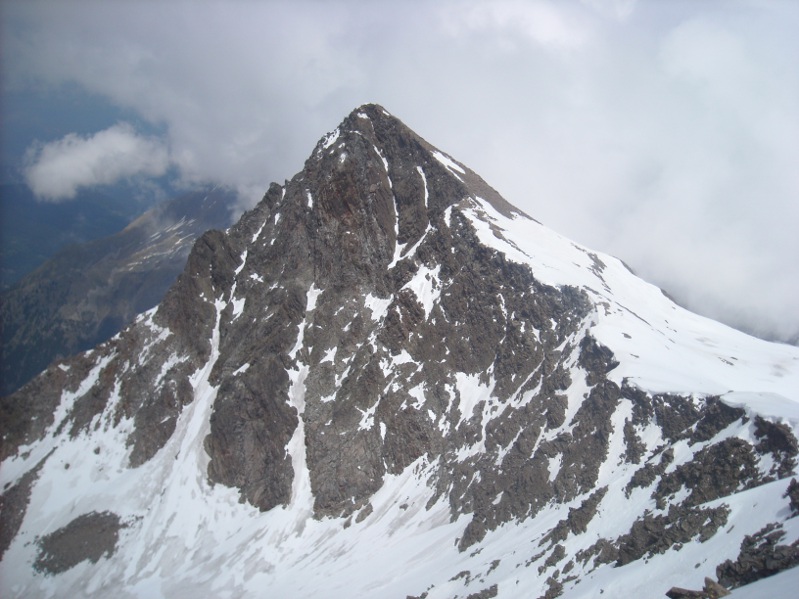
(2, 104, 799, 598)
(193, 105, 597, 523)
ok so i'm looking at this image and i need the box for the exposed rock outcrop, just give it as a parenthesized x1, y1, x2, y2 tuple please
(34, 511, 124, 575)
(666, 577, 730, 599)
(716, 523, 799, 589)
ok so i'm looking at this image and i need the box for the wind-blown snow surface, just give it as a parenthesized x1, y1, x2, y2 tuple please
(727, 566, 799, 598)
(462, 196, 799, 400)
(3, 107, 799, 598)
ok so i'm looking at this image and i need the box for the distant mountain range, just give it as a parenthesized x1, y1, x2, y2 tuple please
(1, 187, 237, 395)
(0, 183, 154, 290)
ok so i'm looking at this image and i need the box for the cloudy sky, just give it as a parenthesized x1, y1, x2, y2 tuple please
(1, 0, 797, 343)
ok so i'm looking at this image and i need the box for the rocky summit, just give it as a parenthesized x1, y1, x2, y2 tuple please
(2, 104, 799, 598)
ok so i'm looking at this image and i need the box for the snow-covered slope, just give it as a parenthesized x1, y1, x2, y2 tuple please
(2, 104, 798, 598)
(465, 195, 798, 397)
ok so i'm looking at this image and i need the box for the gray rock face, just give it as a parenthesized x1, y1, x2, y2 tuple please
(188, 106, 602, 530)
(1, 104, 798, 598)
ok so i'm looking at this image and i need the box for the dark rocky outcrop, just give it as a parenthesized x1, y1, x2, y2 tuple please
(666, 577, 730, 599)
(716, 523, 799, 589)
(542, 487, 608, 546)
(626, 447, 674, 496)
(466, 584, 499, 599)
(786, 478, 799, 516)
(613, 504, 730, 566)
(689, 397, 746, 444)
(655, 438, 761, 508)
(34, 511, 124, 574)
(754, 417, 799, 479)
(575, 503, 730, 569)
(666, 586, 705, 598)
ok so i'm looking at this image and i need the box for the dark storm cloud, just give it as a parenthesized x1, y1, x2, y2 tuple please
(2, 0, 798, 342)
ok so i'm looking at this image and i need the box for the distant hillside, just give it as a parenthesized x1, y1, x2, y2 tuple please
(0, 187, 236, 395)
(0, 183, 150, 289)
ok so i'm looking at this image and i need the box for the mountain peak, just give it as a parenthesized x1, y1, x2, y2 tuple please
(345, 102, 395, 125)
(303, 104, 527, 246)
(2, 105, 799, 598)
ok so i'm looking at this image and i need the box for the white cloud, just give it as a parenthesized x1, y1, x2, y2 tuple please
(580, 0, 637, 21)
(443, 1, 592, 51)
(24, 123, 170, 201)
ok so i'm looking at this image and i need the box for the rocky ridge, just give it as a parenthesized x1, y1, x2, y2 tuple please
(1, 104, 799, 598)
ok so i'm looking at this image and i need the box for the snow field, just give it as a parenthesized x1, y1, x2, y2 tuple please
(462, 197, 799, 403)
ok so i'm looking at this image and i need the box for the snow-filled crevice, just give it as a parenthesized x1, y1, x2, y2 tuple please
(228, 249, 249, 320)
(5, 297, 229, 593)
(594, 399, 634, 488)
(286, 365, 313, 525)
(398, 222, 432, 264)
(416, 166, 429, 210)
(180, 298, 226, 475)
(284, 283, 321, 526)
(432, 150, 465, 182)
(368, 142, 407, 271)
